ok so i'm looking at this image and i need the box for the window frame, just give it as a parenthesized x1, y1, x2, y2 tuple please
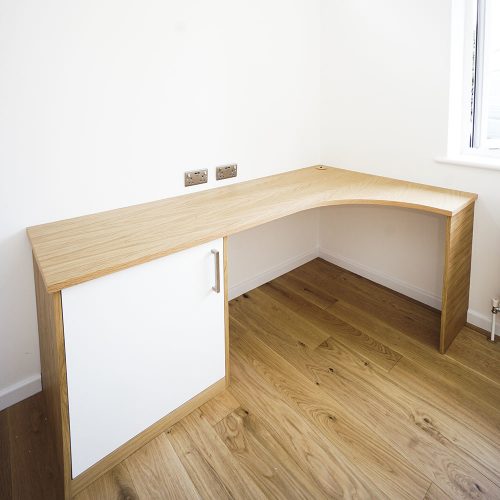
(471, 0, 500, 152)
(441, 0, 500, 169)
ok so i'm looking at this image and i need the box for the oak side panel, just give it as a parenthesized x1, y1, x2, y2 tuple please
(440, 204, 475, 353)
(33, 256, 72, 499)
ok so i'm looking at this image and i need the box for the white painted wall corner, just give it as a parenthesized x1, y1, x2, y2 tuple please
(228, 249, 319, 300)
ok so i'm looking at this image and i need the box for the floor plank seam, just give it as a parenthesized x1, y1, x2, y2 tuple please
(388, 356, 404, 373)
(444, 353, 500, 390)
(421, 481, 432, 499)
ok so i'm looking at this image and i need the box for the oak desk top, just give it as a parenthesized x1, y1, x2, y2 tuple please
(28, 165, 478, 293)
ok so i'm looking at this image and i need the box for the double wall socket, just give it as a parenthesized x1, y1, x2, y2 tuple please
(184, 164, 237, 187)
(216, 164, 237, 180)
(184, 169, 208, 187)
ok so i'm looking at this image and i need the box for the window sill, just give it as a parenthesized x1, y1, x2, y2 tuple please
(435, 155, 500, 172)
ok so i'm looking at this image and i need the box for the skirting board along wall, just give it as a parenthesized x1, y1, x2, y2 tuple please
(318, 248, 442, 310)
(227, 209, 320, 300)
(228, 249, 319, 300)
(228, 243, 497, 338)
(318, 248, 497, 338)
(0, 375, 42, 412)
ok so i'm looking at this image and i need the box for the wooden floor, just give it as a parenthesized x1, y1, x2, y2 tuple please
(2, 258, 500, 499)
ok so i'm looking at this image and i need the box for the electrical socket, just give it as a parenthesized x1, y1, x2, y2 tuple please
(216, 164, 237, 180)
(184, 169, 208, 187)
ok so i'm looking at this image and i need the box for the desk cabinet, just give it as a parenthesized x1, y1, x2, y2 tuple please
(33, 238, 228, 496)
(28, 166, 477, 498)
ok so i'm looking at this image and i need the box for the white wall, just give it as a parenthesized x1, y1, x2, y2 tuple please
(0, 0, 321, 409)
(228, 209, 320, 300)
(319, 205, 445, 309)
(320, 0, 500, 331)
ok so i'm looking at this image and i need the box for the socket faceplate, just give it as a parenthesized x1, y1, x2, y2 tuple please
(184, 169, 208, 187)
(216, 164, 237, 180)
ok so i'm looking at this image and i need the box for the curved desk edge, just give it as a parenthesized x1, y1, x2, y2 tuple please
(27, 165, 477, 353)
(27, 165, 478, 293)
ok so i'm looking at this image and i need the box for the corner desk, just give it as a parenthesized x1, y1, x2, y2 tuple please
(27, 165, 478, 497)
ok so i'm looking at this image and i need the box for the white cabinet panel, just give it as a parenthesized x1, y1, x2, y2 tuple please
(61, 239, 225, 477)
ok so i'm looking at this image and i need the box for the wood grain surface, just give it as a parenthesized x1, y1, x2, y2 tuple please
(27, 165, 477, 292)
(440, 203, 475, 352)
(33, 257, 71, 499)
(2, 259, 499, 499)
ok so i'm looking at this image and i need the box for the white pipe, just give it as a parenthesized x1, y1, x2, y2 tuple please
(492, 312, 497, 342)
(491, 298, 499, 342)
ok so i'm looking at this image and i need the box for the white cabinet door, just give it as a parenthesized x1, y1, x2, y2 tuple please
(61, 239, 226, 477)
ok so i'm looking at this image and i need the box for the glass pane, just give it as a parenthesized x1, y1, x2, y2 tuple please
(485, 0, 500, 142)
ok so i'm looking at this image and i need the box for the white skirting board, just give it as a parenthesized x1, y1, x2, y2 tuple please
(228, 250, 319, 300)
(318, 248, 443, 310)
(318, 247, 498, 338)
(467, 309, 499, 337)
(0, 374, 41, 412)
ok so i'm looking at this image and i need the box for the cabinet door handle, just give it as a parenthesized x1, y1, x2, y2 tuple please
(211, 249, 221, 293)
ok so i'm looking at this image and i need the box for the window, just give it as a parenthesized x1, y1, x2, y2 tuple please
(442, 0, 500, 168)
(470, 0, 500, 152)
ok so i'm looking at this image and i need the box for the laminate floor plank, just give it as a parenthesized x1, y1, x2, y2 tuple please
(229, 319, 430, 500)
(229, 312, 500, 496)
(231, 287, 400, 373)
(424, 483, 453, 499)
(445, 327, 500, 386)
(233, 288, 329, 350)
(74, 463, 138, 500)
(164, 419, 232, 500)
(259, 278, 402, 371)
(124, 433, 199, 499)
(167, 410, 267, 500)
(270, 272, 337, 310)
(316, 338, 500, 487)
(0, 407, 12, 500)
(7, 393, 61, 500)
(388, 357, 500, 452)
(328, 301, 500, 435)
(292, 258, 345, 282)
(290, 258, 441, 348)
(198, 389, 240, 427)
(214, 408, 327, 499)
(3, 258, 499, 500)
(228, 362, 389, 499)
